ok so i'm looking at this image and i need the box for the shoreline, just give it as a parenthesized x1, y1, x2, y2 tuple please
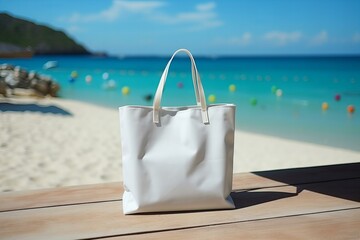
(1, 97, 359, 192)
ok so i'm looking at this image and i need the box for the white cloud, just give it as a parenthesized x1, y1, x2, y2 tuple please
(117, 1, 164, 13)
(154, 2, 222, 31)
(311, 30, 328, 45)
(64, 0, 165, 23)
(166, 11, 216, 24)
(264, 31, 302, 45)
(196, 2, 216, 11)
(228, 32, 252, 45)
(213, 32, 252, 47)
(66, 25, 83, 34)
(353, 32, 360, 43)
(60, 1, 221, 31)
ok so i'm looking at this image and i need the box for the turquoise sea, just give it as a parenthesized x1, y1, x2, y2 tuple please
(2, 55, 360, 151)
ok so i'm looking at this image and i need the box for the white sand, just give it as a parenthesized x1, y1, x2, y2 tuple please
(1, 97, 359, 192)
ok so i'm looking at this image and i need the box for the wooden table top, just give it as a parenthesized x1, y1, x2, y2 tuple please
(0, 163, 359, 240)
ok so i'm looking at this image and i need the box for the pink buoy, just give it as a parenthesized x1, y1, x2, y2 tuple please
(334, 94, 341, 101)
(177, 82, 184, 88)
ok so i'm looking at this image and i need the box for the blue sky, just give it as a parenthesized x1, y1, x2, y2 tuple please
(1, 0, 360, 55)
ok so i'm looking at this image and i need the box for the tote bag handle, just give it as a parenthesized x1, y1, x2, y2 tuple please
(161, 49, 201, 106)
(153, 49, 209, 124)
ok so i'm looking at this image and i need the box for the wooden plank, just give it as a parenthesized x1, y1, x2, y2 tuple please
(250, 162, 360, 190)
(0, 182, 122, 212)
(107, 208, 360, 240)
(1, 163, 358, 212)
(0, 179, 358, 240)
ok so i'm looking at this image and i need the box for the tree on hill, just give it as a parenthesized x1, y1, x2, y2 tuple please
(0, 12, 90, 55)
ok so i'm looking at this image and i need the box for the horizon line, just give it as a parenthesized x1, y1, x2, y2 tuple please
(110, 53, 360, 59)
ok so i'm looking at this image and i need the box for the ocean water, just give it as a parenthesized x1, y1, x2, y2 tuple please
(2, 55, 360, 151)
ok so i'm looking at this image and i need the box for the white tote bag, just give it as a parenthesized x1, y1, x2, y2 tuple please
(119, 49, 235, 214)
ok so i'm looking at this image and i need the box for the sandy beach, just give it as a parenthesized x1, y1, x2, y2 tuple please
(0, 97, 359, 192)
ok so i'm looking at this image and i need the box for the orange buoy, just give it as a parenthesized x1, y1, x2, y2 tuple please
(347, 105, 355, 114)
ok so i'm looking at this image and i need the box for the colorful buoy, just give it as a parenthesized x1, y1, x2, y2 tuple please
(208, 94, 216, 103)
(276, 89, 283, 97)
(229, 84, 236, 92)
(70, 71, 78, 79)
(271, 86, 277, 94)
(121, 86, 130, 95)
(107, 79, 116, 89)
(144, 94, 153, 102)
(177, 82, 184, 89)
(102, 72, 109, 80)
(322, 102, 329, 111)
(85, 75, 92, 83)
(334, 94, 341, 101)
(250, 98, 258, 106)
(347, 105, 355, 114)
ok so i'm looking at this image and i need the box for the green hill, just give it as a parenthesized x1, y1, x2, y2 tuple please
(0, 12, 90, 55)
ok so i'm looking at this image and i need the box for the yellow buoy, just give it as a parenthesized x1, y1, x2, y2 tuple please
(70, 71, 78, 78)
(121, 86, 130, 95)
(208, 94, 216, 103)
(229, 84, 236, 92)
(322, 102, 329, 111)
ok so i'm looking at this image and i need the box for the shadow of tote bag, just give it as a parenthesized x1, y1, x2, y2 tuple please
(119, 49, 236, 214)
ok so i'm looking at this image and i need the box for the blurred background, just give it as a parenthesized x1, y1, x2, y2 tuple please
(0, 0, 360, 191)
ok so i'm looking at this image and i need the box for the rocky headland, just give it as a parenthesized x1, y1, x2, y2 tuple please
(0, 12, 90, 56)
(0, 64, 60, 97)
